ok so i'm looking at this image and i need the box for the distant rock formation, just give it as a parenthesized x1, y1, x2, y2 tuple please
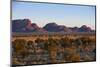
(12, 19, 95, 33)
(43, 22, 72, 32)
(79, 25, 93, 32)
(12, 19, 46, 32)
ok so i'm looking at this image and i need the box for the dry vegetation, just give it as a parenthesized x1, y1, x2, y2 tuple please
(12, 32, 96, 66)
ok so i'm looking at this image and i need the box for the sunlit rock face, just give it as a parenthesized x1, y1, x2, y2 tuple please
(12, 19, 95, 32)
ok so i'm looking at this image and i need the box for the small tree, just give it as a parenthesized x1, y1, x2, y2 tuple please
(13, 39, 26, 53)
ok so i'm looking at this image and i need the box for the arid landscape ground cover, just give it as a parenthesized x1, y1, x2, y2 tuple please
(12, 31, 96, 65)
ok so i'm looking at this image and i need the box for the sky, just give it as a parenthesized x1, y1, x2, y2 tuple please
(12, 1, 96, 29)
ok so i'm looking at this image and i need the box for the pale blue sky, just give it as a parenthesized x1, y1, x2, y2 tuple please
(12, 1, 96, 29)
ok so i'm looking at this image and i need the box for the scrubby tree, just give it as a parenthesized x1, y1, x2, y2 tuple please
(74, 38, 83, 47)
(27, 40, 34, 48)
(13, 39, 26, 53)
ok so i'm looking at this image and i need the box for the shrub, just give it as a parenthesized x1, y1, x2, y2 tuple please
(13, 39, 26, 53)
